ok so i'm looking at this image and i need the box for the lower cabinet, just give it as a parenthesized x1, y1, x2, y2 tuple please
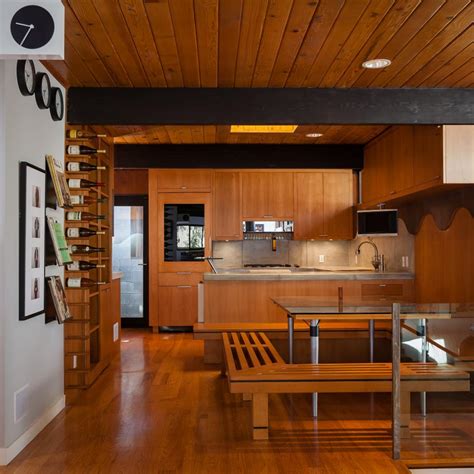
(158, 285, 198, 326)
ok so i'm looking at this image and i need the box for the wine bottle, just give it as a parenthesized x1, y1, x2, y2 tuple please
(66, 130, 106, 139)
(67, 162, 107, 172)
(66, 145, 106, 155)
(70, 195, 106, 206)
(66, 227, 106, 238)
(66, 277, 106, 288)
(67, 260, 106, 271)
(69, 245, 105, 254)
(68, 179, 104, 189)
(66, 212, 105, 221)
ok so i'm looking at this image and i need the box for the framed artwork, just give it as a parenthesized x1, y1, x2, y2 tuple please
(19, 162, 46, 320)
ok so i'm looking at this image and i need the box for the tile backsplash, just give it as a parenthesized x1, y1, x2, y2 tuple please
(212, 219, 414, 272)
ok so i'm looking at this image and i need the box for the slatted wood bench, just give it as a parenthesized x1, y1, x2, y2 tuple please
(222, 331, 470, 440)
(194, 321, 390, 363)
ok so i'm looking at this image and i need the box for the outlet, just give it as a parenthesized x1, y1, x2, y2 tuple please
(113, 322, 119, 342)
(72, 355, 77, 369)
(401, 256, 409, 268)
(319, 255, 325, 263)
(14, 384, 29, 424)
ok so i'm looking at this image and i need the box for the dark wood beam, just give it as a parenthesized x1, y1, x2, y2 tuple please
(67, 88, 474, 125)
(114, 144, 364, 170)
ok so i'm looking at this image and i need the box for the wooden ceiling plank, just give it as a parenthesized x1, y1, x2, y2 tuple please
(151, 127, 172, 145)
(451, 70, 474, 88)
(168, 0, 201, 86)
(334, 0, 422, 88)
(117, 0, 167, 87)
(91, 0, 151, 87)
(145, 1, 185, 87)
(218, 0, 243, 86)
(63, 2, 115, 86)
(63, 36, 99, 87)
(195, 0, 219, 87)
(190, 126, 205, 144)
(319, 0, 395, 87)
(203, 126, 217, 144)
(68, 0, 133, 86)
(302, 0, 371, 87)
(234, 0, 269, 87)
(251, 0, 294, 87)
(368, 0, 472, 87)
(41, 60, 73, 88)
(403, 26, 474, 87)
(267, 0, 321, 87)
(434, 57, 474, 87)
(285, 0, 344, 87)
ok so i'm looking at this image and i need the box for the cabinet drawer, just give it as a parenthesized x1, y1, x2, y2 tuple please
(156, 170, 212, 192)
(158, 272, 202, 286)
(158, 286, 197, 326)
(361, 283, 404, 297)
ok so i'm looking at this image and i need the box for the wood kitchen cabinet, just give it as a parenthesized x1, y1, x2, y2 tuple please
(362, 125, 473, 206)
(242, 171, 294, 219)
(213, 171, 242, 240)
(156, 169, 212, 192)
(158, 285, 198, 326)
(294, 171, 354, 240)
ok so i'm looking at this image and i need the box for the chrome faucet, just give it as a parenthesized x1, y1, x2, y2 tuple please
(356, 239, 384, 272)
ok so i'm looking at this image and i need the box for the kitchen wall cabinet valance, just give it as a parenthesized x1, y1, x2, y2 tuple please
(155, 169, 212, 192)
(241, 171, 294, 220)
(362, 125, 474, 207)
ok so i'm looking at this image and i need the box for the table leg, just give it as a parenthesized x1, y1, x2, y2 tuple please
(288, 315, 294, 364)
(369, 319, 375, 363)
(420, 318, 427, 417)
(310, 320, 319, 418)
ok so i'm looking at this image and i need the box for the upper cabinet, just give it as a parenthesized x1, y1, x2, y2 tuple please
(362, 125, 473, 206)
(156, 169, 212, 192)
(294, 171, 354, 240)
(242, 172, 294, 219)
(213, 171, 242, 240)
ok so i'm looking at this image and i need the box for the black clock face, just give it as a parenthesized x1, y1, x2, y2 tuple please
(50, 88, 64, 121)
(10, 6, 55, 50)
(35, 73, 51, 109)
(16, 60, 36, 96)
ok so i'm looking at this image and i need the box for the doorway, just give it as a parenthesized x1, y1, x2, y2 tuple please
(112, 196, 148, 328)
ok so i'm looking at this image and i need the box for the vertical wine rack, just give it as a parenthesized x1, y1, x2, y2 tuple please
(63, 126, 114, 392)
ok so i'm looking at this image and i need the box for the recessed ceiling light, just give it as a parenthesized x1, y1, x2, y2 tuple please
(306, 133, 324, 138)
(230, 125, 297, 133)
(362, 58, 391, 69)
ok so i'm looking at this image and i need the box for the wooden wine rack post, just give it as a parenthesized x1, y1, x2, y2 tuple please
(64, 127, 114, 395)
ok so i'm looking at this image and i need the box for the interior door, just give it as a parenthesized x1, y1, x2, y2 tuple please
(112, 196, 148, 328)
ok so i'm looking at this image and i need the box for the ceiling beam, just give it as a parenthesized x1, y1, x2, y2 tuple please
(67, 88, 474, 125)
(114, 144, 364, 170)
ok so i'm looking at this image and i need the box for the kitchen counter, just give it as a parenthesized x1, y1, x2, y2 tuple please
(112, 272, 123, 280)
(204, 270, 414, 281)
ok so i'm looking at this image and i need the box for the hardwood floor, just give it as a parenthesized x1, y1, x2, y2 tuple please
(3, 330, 474, 473)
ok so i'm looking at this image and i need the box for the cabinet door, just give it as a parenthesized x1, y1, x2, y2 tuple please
(156, 169, 212, 192)
(413, 126, 443, 185)
(294, 172, 324, 240)
(241, 172, 269, 219)
(269, 172, 294, 219)
(362, 144, 379, 203)
(323, 172, 354, 240)
(213, 171, 242, 240)
(158, 286, 198, 326)
(391, 126, 414, 193)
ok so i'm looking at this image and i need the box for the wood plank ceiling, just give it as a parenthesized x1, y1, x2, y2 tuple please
(45, 0, 474, 145)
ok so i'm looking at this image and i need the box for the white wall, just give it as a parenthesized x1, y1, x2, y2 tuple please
(0, 60, 65, 462)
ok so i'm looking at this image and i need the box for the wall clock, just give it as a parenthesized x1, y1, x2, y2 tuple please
(0, 1, 64, 59)
(50, 87, 64, 121)
(16, 59, 36, 96)
(34, 72, 51, 110)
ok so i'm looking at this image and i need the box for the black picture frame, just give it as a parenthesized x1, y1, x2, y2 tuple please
(19, 162, 46, 320)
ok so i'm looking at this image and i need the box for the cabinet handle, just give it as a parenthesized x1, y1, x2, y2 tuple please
(379, 284, 386, 287)
(176, 272, 191, 275)
(176, 285, 192, 289)
(390, 191, 396, 195)
(263, 215, 273, 218)
(181, 186, 187, 189)
(319, 234, 328, 237)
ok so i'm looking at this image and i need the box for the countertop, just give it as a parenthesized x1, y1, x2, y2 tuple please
(112, 272, 123, 280)
(203, 268, 414, 281)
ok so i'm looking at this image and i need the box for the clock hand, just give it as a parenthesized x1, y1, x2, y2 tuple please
(15, 22, 33, 28)
(20, 25, 34, 47)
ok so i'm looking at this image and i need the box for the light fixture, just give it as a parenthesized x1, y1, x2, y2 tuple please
(362, 58, 391, 69)
(230, 125, 298, 133)
(305, 132, 324, 138)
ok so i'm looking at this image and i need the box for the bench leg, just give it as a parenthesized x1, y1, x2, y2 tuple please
(243, 393, 252, 401)
(252, 393, 269, 440)
(400, 391, 410, 439)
